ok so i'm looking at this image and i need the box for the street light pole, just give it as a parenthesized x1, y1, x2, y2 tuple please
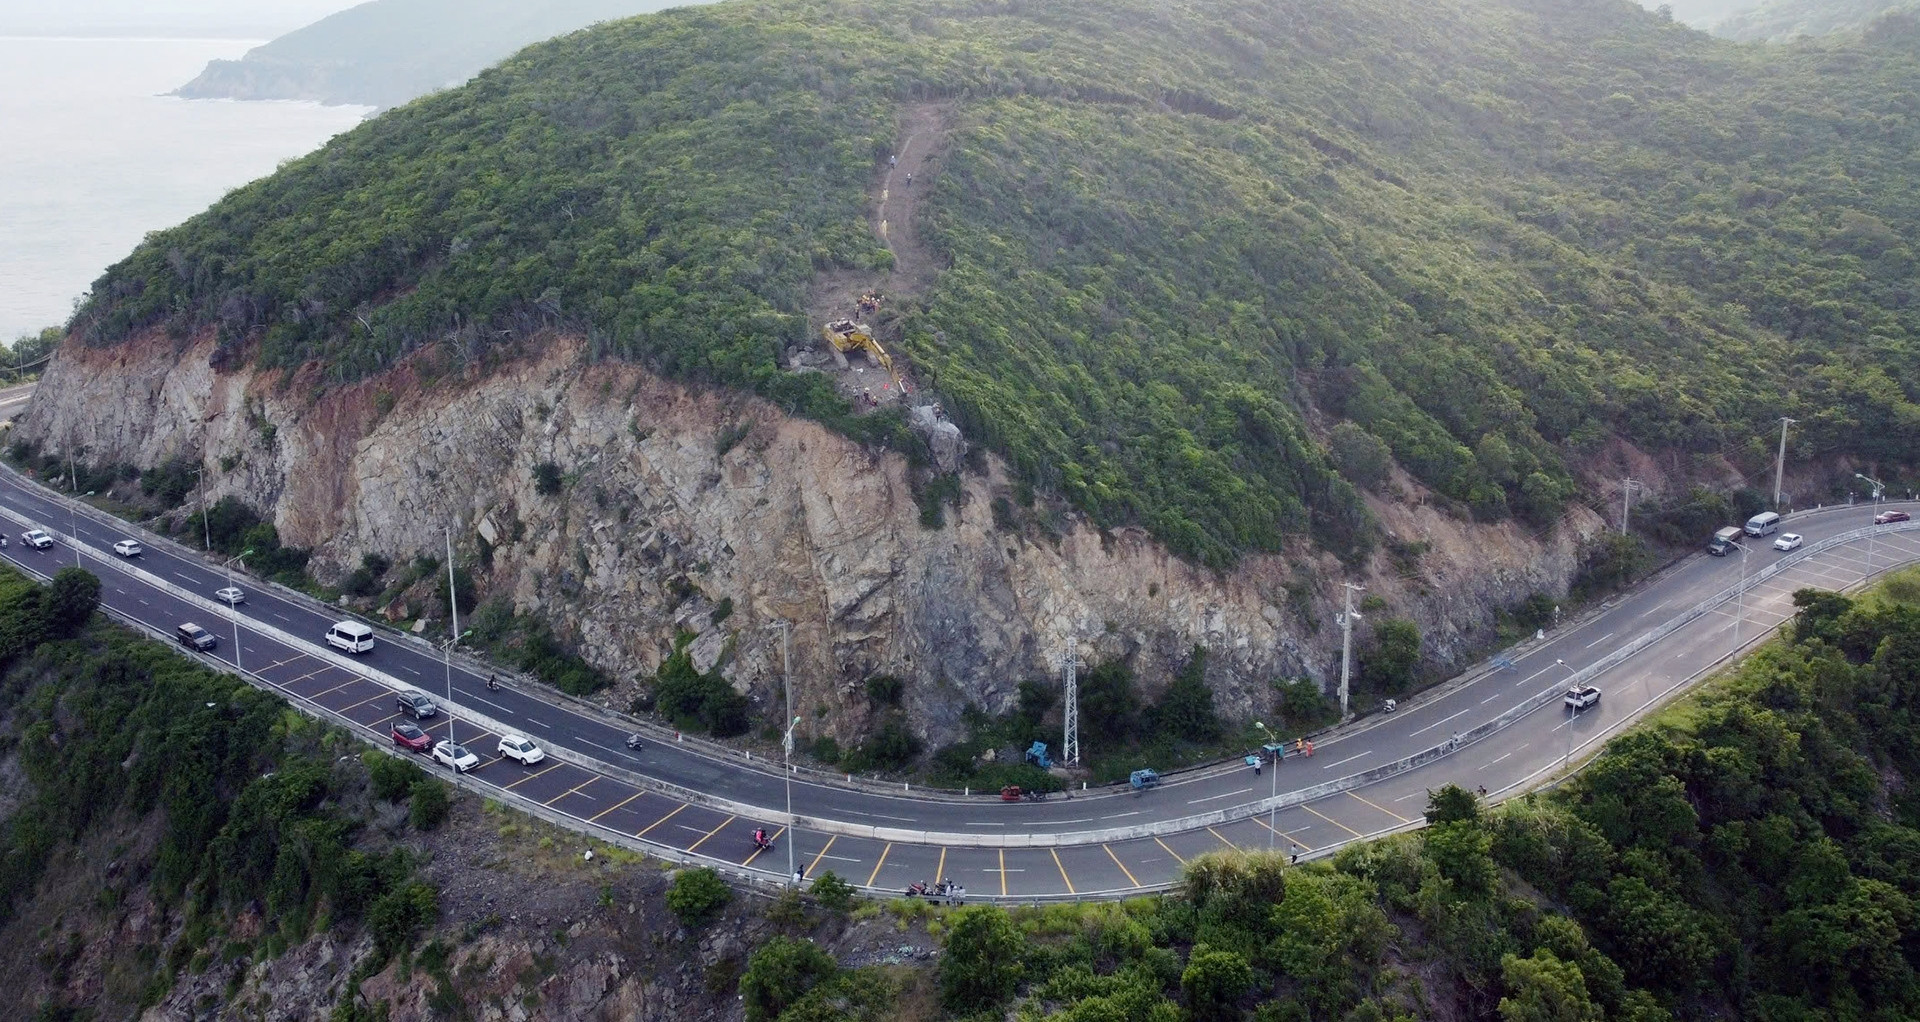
(1857, 473, 1885, 574)
(224, 550, 252, 674)
(1254, 720, 1280, 851)
(1773, 418, 1796, 509)
(1556, 658, 1577, 769)
(189, 466, 211, 554)
(1733, 540, 1750, 650)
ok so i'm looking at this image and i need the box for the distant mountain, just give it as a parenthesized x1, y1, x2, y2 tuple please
(1716, 0, 1920, 40)
(173, 0, 700, 108)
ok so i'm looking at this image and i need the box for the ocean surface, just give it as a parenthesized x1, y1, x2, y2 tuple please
(0, 36, 368, 343)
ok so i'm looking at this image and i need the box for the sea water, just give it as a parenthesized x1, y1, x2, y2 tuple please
(0, 36, 368, 343)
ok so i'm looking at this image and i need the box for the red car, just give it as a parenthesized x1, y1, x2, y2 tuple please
(391, 722, 432, 752)
(1875, 510, 1912, 525)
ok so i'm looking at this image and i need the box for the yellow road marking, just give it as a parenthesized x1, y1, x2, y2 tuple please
(999, 849, 1007, 897)
(1103, 844, 1141, 887)
(1153, 836, 1187, 865)
(1050, 849, 1076, 895)
(545, 776, 601, 806)
(1348, 790, 1413, 824)
(589, 790, 645, 823)
(743, 825, 787, 867)
(866, 844, 892, 887)
(1303, 803, 1364, 838)
(636, 803, 686, 839)
(935, 848, 947, 886)
(686, 815, 736, 854)
(807, 835, 838, 879)
(1250, 814, 1316, 851)
(1206, 826, 1240, 851)
(502, 762, 564, 790)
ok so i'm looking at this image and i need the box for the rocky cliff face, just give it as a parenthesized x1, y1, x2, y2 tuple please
(16, 331, 1605, 746)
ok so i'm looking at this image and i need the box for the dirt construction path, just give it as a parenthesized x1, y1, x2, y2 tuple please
(799, 103, 950, 408)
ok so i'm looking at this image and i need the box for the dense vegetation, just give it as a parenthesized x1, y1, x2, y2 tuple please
(0, 565, 442, 1017)
(73, 0, 1920, 565)
(727, 566, 1920, 1020)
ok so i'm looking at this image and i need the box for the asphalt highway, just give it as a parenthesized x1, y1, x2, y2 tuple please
(0, 458, 1914, 900)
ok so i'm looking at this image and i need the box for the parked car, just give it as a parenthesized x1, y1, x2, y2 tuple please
(497, 734, 545, 765)
(391, 721, 432, 752)
(395, 690, 438, 719)
(215, 586, 245, 605)
(1874, 510, 1911, 525)
(1564, 685, 1602, 711)
(112, 539, 143, 557)
(21, 530, 52, 549)
(432, 740, 479, 773)
(175, 622, 217, 651)
(1773, 533, 1804, 552)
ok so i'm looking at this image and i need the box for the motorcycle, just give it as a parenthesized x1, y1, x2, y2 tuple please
(625, 733, 645, 751)
(486, 675, 500, 692)
(905, 880, 932, 897)
(1023, 788, 1048, 802)
(753, 835, 777, 853)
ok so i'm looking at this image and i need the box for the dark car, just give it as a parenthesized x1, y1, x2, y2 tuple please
(175, 623, 217, 651)
(391, 721, 432, 752)
(395, 691, 438, 719)
(1874, 510, 1912, 525)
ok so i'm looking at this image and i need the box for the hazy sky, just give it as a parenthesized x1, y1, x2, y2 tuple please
(2, 0, 363, 38)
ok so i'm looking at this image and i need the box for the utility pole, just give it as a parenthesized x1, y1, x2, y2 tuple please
(772, 619, 797, 884)
(1338, 583, 1364, 720)
(1773, 417, 1795, 509)
(1619, 478, 1641, 536)
(1048, 637, 1086, 766)
(445, 527, 460, 748)
(1857, 473, 1885, 573)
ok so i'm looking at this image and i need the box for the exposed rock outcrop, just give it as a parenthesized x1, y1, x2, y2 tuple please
(17, 331, 1605, 746)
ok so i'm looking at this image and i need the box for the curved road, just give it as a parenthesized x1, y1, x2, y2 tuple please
(0, 460, 1914, 899)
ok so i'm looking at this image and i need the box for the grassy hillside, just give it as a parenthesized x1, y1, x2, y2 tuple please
(79, 0, 1920, 566)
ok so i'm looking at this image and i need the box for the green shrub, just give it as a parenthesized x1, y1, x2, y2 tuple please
(810, 871, 856, 912)
(939, 905, 1025, 1012)
(366, 752, 423, 803)
(739, 935, 839, 1021)
(408, 779, 450, 831)
(532, 461, 563, 496)
(666, 868, 732, 927)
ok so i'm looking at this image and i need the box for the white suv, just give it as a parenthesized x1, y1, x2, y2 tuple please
(1564, 686, 1601, 711)
(431, 740, 479, 773)
(497, 735, 545, 765)
(113, 539, 143, 557)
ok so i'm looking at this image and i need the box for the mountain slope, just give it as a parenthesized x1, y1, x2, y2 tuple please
(78, 0, 1920, 568)
(1716, 0, 1920, 40)
(174, 0, 699, 108)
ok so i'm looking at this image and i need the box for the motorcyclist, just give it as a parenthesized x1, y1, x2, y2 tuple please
(486, 674, 499, 691)
(753, 828, 770, 850)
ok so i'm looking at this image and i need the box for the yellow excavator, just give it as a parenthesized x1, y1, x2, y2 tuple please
(822, 318, 904, 392)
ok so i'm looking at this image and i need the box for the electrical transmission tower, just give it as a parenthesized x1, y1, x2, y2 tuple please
(1048, 637, 1086, 766)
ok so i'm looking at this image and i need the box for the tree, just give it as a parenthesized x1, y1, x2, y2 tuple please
(46, 567, 100, 636)
(1425, 784, 1482, 826)
(1364, 619, 1421, 694)
(1498, 949, 1603, 1022)
(666, 867, 732, 927)
(740, 935, 840, 1022)
(1155, 645, 1221, 744)
(1270, 869, 1396, 1016)
(1424, 821, 1500, 897)
(1328, 422, 1392, 489)
(1080, 661, 1143, 748)
(1181, 945, 1253, 1022)
(940, 905, 1025, 1013)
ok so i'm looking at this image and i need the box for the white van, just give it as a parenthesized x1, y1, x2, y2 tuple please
(326, 620, 376, 654)
(1745, 511, 1782, 537)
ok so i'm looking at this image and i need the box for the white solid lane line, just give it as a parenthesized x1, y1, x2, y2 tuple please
(1411, 706, 1473, 736)
(1187, 788, 1254, 805)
